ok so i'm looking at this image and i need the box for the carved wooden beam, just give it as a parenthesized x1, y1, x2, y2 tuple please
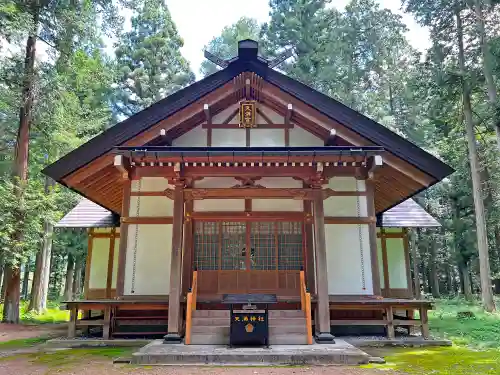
(120, 216, 173, 224)
(183, 187, 317, 200)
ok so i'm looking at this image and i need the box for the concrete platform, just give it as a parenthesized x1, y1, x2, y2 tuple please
(131, 339, 371, 366)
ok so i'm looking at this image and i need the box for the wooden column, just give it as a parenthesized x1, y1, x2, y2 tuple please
(381, 228, 390, 294)
(84, 229, 93, 299)
(366, 179, 381, 295)
(116, 180, 132, 297)
(181, 200, 194, 297)
(303, 199, 316, 294)
(105, 227, 117, 299)
(165, 183, 184, 343)
(312, 190, 334, 343)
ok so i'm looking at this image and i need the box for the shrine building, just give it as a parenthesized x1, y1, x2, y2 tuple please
(44, 40, 453, 345)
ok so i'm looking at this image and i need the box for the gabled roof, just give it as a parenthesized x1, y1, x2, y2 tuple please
(43, 40, 453, 184)
(56, 198, 117, 228)
(378, 199, 440, 227)
(57, 198, 439, 229)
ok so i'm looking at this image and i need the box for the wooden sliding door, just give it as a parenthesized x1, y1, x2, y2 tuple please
(194, 220, 304, 296)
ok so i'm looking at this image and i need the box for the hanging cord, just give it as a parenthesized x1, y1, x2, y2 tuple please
(356, 180, 366, 290)
(130, 178, 142, 293)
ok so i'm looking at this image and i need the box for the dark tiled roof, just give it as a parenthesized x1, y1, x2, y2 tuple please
(55, 199, 117, 228)
(43, 40, 453, 192)
(378, 199, 440, 227)
(57, 198, 439, 228)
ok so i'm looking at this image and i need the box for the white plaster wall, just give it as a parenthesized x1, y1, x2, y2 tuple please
(324, 177, 367, 217)
(129, 196, 173, 217)
(325, 224, 373, 295)
(386, 237, 407, 289)
(212, 129, 246, 147)
(289, 126, 324, 147)
(89, 238, 110, 289)
(194, 177, 238, 188)
(132, 177, 172, 192)
(112, 237, 120, 288)
(250, 129, 284, 147)
(172, 125, 207, 147)
(194, 199, 245, 211)
(377, 237, 385, 288)
(124, 224, 172, 295)
(324, 196, 368, 217)
(328, 177, 366, 192)
(257, 106, 283, 124)
(252, 199, 302, 211)
(213, 103, 239, 124)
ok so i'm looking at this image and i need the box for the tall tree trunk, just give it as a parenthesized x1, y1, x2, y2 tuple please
(474, 0, 500, 149)
(21, 260, 30, 299)
(410, 229, 421, 299)
(0, 270, 7, 301)
(429, 233, 441, 298)
(40, 221, 53, 310)
(456, 8, 495, 312)
(461, 262, 473, 300)
(28, 252, 43, 311)
(3, 2, 40, 324)
(29, 178, 54, 312)
(2, 267, 21, 323)
(72, 257, 83, 299)
(63, 255, 75, 301)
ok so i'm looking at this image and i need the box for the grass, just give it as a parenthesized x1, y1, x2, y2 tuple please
(0, 300, 70, 324)
(363, 347, 500, 375)
(31, 347, 135, 367)
(363, 297, 500, 374)
(0, 337, 50, 350)
(428, 297, 500, 348)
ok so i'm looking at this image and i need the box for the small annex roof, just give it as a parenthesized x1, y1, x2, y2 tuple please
(57, 198, 439, 229)
(378, 199, 440, 227)
(55, 198, 117, 228)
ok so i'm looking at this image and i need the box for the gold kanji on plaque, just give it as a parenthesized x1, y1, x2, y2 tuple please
(239, 101, 256, 128)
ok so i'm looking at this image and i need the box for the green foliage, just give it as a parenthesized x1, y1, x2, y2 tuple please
(114, 0, 195, 116)
(200, 17, 261, 77)
(0, 336, 49, 349)
(429, 298, 500, 348)
(0, 300, 70, 323)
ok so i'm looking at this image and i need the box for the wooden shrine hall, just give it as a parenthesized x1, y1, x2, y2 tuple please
(45, 40, 453, 345)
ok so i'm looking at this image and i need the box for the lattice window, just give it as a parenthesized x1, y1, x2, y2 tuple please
(277, 221, 303, 270)
(194, 222, 219, 270)
(221, 222, 246, 270)
(250, 222, 276, 270)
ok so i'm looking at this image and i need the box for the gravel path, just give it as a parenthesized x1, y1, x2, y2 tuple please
(0, 323, 65, 342)
(0, 358, 393, 375)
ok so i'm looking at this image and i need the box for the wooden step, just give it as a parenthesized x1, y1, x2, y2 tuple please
(269, 310, 304, 318)
(270, 325, 307, 334)
(192, 317, 230, 326)
(192, 310, 230, 318)
(115, 319, 168, 326)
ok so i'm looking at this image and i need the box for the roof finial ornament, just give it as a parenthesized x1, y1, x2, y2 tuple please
(203, 50, 229, 69)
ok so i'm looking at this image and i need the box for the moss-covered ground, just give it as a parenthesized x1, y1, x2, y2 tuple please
(0, 300, 70, 324)
(363, 297, 500, 374)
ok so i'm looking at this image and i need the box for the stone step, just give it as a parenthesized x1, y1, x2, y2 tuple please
(132, 339, 371, 365)
(191, 317, 230, 326)
(190, 333, 228, 345)
(269, 333, 308, 345)
(191, 325, 230, 334)
(270, 325, 307, 334)
(268, 318, 306, 326)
